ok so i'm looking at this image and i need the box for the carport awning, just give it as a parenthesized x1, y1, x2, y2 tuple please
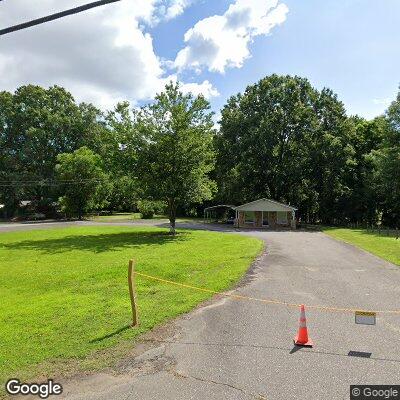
(204, 205, 235, 212)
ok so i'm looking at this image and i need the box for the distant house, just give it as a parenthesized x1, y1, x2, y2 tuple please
(234, 198, 297, 229)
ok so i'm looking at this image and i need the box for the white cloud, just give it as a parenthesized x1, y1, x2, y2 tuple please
(0, 0, 204, 110)
(151, 0, 194, 23)
(164, 0, 193, 20)
(180, 80, 220, 99)
(175, 0, 288, 73)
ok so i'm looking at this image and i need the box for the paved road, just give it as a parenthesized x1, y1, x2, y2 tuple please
(0, 219, 217, 232)
(5, 223, 400, 399)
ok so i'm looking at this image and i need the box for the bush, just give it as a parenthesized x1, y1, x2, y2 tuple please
(137, 200, 166, 219)
(137, 200, 154, 219)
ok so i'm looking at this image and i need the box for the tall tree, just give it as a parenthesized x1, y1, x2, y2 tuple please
(216, 74, 353, 223)
(339, 116, 386, 224)
(0, 85, 105, 216)
(372, 89, 400, 226)
(310, 88, 354, 223)
(137, 82, 216, 234)
(0, 91, 20, 218)
(216, 75, 318, 206)
(101, 102, 142, 210)
(55, 147, 110, 220)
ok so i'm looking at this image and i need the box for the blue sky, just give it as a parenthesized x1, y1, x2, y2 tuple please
(1, 0, 399, 120)
(151, 0, 400, 119)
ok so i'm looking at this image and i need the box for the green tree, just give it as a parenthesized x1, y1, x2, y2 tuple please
(309, 88, 354, 223)
(55, 147, 110, 220)
(216, 75, 318, 207)
(101, 102, 142, 211)
(106, 176, 138, 212)
(216, 75, 353, 223)
(137, 82, 216, 234)
(372, 89, 400, 226)
(0, 85, 105, 217)
(339, 116, 386, 224)
(0, 90, 21, 218)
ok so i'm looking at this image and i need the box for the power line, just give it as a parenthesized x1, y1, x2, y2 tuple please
(0, 179, 106, 183)
(0, 0, 121, 36)
(0, 179, 107, 187)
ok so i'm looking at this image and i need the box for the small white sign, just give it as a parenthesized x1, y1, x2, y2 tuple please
(355, 311, 376, 325)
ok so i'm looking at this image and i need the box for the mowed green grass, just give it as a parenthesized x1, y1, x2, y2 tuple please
(89, 212, 142, 221)
(323, 228, 400, 266)
(89, 213, 202, 222)
(0, 226, 262, 387)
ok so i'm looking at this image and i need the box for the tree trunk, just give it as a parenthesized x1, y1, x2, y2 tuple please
(170, 216, 176, 235)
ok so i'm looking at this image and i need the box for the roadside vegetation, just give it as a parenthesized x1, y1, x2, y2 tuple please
(1, 77, 399, 230)
(0, 226, 263, 388)
(323, 227, 400, 266)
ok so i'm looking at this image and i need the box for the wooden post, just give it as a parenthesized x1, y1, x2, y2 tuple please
(128, 259, 139, 327)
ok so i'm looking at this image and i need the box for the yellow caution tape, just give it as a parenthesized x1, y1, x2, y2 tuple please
(134, 271, 400, 315)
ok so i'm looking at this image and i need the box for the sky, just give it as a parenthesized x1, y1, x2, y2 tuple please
(0, 0, 399, 120)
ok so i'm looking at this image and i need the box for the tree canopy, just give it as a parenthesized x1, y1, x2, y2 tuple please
(0, 85, 104, 217)
(215, 75, 354, 223)
(0, 78, 398, 228)
(55, 147, 110, 220)
(136, 82, 216, 233)
(371, 91, 400, 226)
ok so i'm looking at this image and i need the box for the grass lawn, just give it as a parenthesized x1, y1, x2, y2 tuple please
(323, 227, 400, 266)
(0, 226, 262, 389)
(89, 212, 142, 221)
(89, 213, 202, 223)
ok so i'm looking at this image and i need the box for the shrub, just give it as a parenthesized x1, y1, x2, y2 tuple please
(137, 201, 154, 219)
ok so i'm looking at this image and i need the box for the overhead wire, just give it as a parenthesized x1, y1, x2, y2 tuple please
(0, 0, 122, 36)
(0, 179, 107, 187)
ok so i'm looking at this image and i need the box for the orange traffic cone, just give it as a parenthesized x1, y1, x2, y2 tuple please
(294, 304, 313, 347)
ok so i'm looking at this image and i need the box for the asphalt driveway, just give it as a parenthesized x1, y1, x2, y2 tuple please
(51, 227, 400, 400)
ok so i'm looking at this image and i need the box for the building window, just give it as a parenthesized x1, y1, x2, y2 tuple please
(277, 211, 288, 224)
(244, 211, 255, 224)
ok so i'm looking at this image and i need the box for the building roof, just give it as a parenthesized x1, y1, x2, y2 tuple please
(234, 198, 297, 212)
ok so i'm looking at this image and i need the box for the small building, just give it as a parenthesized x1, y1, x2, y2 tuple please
(234, 198, 297, 229)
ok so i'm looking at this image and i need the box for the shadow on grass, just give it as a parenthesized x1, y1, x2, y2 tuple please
(90, 325, 132, 343)
(356, 230, 399, 240)
(324, 227, 400, 240)
(0, 231, 190, 254)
